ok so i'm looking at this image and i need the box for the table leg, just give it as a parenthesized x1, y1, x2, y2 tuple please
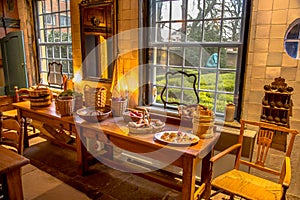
(201, 150, 213, 199)
(182, 156, 197, 200)
(6, 168, 24, 200)
(77, 127, 88, 176)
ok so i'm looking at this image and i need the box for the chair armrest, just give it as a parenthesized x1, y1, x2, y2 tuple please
(210, 143, 242, 163)
(283, 157, 291, 188)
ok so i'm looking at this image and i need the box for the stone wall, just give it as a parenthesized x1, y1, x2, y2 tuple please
(71, 0, 300, 198)
(71, 0, 139, 107)
(244, 0, 300, 198)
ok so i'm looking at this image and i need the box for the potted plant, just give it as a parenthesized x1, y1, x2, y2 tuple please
(56, 90, 83, 116)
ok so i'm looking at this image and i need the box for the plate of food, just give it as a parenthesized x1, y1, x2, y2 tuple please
(154, 131, 199, 146)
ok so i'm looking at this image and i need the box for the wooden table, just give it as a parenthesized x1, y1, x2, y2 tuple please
(0, 145, 29, 200)
(13, 101, 81, 159)
(77, 117, 220, 199)
(13, 101, 220, 200)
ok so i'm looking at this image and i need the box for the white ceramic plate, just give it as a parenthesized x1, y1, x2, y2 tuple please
(154, 131, 199, 145)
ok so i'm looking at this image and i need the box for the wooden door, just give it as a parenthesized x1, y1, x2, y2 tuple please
(0, 30, 28, 95)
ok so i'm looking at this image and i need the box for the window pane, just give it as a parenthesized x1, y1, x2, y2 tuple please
(47, 46, 53, 58)
(183, 89, 199, 104)
(224, 0, 243, 18)
(54, 30, 61, 42)
(156, 47, 168, 65)
(156, 22, 169, 42)
(62, 60, 68, 73)
(46, 30, 54, 42)
(204, 0, 222, 19)
(69, 60, 73, 74)
(218, 71, 236, 92)
(182, 68, 198, 88)
(167, 88, 182, 103)
(187, 0, 203, 20)
(155, 86, 164, 104)
(61, 45, 67, 58)
(155, 66, 167, 86)
(187, 21, 203, 42)
(199, 91, 215, 110)
(216, 93, 234, 113)
(222, 19, 241, 42)
(54, 46, 60, 58)
(185, 47, 200, 67)
(169, 47, 183, 66)
(51, 0, 59, 12)
(156, 1, 170, 22)
(200, 69, 216, 90)
(220, 47, 238, 69)
(285, 42, 298, 59)
(201, 47, 218, 68)
(171, 0, 183, 21)
(204, 20, 221, 42)
(61, 28, 69, 42)
(68, 30, 72, 42)
(287, 24, 300, 39)
(170, 22, 185, 42)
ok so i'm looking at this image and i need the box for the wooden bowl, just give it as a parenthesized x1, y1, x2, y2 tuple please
(76, 106, 111, 122)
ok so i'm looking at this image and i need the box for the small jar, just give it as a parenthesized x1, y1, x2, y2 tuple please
(225, 103, 235, 122)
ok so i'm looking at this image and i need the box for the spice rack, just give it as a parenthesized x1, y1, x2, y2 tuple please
(260, 77, 293, 127)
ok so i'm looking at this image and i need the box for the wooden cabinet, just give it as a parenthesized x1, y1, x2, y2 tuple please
(79, 0, 117, 82)
(260, 77, 293, 127)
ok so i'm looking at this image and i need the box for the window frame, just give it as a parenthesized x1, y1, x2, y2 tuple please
(34, 0, 73, 88)
(139, 0, 252, 120)
(284, 18, 300, 60)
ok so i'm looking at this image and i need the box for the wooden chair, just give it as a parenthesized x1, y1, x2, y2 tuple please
(1, 86, 30, 119)
(2, 86, 38, 147)
(0, 112, 24, 154)
(47, 61, 64, 89)
(210, 120, 299, 200)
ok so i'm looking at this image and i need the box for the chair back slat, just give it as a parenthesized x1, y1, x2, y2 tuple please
(14, 86, 30, 103)
(238, 120, 298, 181)
(256, 129, 274, 166)
(0, 112, 24, 154)
(211, 119, 299, 200)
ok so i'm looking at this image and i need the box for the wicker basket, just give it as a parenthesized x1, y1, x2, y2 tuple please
(84, 85, 107, 108)
(111, 99, 127, 116)
(56, 97, 74, 116)
(96, 87, 107, 108)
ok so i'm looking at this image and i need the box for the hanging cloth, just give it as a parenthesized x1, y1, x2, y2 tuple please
(99, 36, 108, 78)
(110, 55, 123, 97)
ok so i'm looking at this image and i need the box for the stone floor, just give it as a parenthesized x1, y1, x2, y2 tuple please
(22, 164, 91, 200)
(20, 137, 229, 200)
